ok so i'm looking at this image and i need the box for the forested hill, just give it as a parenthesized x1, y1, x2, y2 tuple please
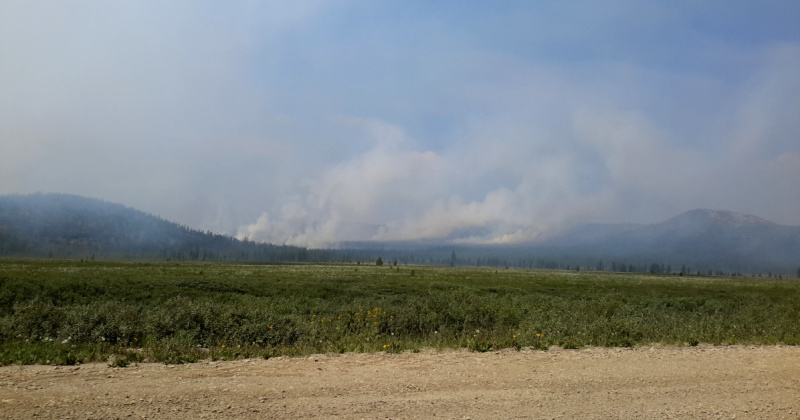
(343, 209, 800, 276)
(536, 209, 800, 275)
(0, 194, 330, 262)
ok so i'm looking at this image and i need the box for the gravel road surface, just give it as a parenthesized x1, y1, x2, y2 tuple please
(1, 345, 798, 419)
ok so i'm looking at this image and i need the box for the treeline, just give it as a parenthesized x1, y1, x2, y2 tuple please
(340, 247, 799, 278)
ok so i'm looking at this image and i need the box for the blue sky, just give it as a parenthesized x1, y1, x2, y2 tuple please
(2, 1, 799, 247)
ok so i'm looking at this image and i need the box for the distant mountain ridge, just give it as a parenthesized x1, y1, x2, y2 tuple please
(540, 209, 800, 274)
(655, 209, 776, 234)
(0, 193, 326, 262)
(0, 194, 797, 274)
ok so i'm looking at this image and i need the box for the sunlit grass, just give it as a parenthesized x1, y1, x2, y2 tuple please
(0, 259, 798, 364)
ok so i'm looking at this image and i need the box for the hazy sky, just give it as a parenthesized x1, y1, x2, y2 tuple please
(2, 1, 799, 247)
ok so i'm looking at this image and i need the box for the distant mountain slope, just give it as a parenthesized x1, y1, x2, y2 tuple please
(0, 193, 324, 262)
(541, 209, 800, 274)
(1, 194, 797, 274)
(658, 209, 775, 230)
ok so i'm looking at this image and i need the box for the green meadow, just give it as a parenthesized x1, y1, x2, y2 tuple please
(1, 260, 798, 365)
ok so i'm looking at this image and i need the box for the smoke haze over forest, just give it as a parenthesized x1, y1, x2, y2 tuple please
(2, 1, 799, 248)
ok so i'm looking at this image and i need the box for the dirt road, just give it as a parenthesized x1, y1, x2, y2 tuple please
(1, 345, 798, 419)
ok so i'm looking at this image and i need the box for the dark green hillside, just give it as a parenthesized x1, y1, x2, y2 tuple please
(0, 193, 331, 262)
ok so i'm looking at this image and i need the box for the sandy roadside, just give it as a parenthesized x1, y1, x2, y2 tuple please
(1, 345, 798, 419)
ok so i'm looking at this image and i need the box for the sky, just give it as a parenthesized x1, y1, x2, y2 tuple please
(1, 1, 799, 248)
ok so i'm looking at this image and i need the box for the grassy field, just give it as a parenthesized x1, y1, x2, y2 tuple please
(1, 259, 798, 365)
